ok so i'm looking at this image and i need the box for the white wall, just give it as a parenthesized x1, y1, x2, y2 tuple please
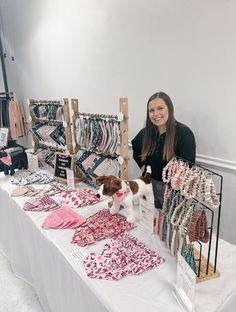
(0, 0, 235, 244)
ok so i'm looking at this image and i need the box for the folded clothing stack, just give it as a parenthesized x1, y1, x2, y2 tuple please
(23, 194, 60, 212)
(42, 206, 86, 229)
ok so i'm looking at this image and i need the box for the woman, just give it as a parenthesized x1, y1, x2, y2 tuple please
(131, 92, 196, 208)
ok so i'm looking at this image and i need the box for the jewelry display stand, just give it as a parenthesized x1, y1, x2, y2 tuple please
(161, 157, 223, 283)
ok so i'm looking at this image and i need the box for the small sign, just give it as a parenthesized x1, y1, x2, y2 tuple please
(174, 252, 196, 312)
(0, 128, 9, 148)
(54, 152, 73, 183)
(139, 197, 155, 232)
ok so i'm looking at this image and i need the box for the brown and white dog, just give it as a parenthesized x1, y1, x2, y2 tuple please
(96, 166, 153, 223)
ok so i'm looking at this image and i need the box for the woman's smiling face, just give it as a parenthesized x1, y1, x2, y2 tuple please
(148, 98, 169, 133)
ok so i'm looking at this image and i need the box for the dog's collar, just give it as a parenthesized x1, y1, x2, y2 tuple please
(113, 181, 130, 201)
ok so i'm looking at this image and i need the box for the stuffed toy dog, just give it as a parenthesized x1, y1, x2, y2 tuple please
(96, 166, 153, 222)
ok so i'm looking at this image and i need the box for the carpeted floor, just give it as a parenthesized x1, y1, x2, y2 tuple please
(0, 252, 44, 312)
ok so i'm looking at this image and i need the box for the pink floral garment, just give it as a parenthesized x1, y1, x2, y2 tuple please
(60, 188, 100, 208)
(42, 206, 86, 229)
(84, 232, 165, 280)
(71, 209, 136, 246)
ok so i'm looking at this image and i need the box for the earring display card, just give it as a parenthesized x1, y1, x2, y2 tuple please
(0, 128, 9, 148)
(139, 197, 155, 232)
(174, 251, 196, 312)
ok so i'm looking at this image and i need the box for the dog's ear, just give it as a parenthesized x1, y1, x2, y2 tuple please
(110, 178, 122, 191)
(96, 176, 106, 186)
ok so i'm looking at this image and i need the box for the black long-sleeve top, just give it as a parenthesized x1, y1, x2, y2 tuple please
(131, 123, 196, 181)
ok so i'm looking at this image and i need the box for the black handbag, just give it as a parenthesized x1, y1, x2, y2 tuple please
(0, 139, 28, 175)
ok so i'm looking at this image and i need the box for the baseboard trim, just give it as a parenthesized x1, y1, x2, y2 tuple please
(196, 154, 236, 172)
(128, 140, 236, 172)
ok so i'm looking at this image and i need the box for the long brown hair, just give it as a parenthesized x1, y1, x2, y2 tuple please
(141, 92, 176, 161)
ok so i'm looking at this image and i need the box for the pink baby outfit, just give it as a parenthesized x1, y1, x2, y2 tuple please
(42, 206, 86, 229)
(0, 154, 12, 166)
(84, 232, 165, 280)
(71, 209, 136, 246)
(60, 188, 100, 208)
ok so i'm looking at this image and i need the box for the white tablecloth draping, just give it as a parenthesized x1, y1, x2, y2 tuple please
(0, 173, 236, 312)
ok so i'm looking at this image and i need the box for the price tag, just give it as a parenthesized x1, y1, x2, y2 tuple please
(118, 156, 124, 164)
(71, 249, 89, 261)
(66, 168, 75, 189)
(26, 152, 39, 171)
(0, 128, 9, 148)
(117, 112, 123, 121)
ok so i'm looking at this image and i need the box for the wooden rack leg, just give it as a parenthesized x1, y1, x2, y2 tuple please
(63, 98, 73, 154)
(120, 98, 128, 180)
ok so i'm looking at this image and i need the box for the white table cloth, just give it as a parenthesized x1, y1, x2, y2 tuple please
(0, 173, 236, 312)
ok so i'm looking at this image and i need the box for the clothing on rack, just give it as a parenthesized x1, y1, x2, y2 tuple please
(75, 115, 120, 155)
(0, 94, 28, 139)
(30, 103, 63, 121)
(29, 99, 72, 168)
(30, 123, 66, 147)
(76, 150, 120, 187)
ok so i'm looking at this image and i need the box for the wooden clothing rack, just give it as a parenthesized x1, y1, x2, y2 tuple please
(71, 98, 129, 180)
(28, 98, 73, 155)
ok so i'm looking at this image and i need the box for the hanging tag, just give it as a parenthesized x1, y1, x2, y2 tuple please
(29, 116, 32, 122)
(26, 152, 39, 171)
(66, 168, 75, 189)
(117, 112, 123, 122)
(118, 156, 124, 164)
(63, 121, 67, 127)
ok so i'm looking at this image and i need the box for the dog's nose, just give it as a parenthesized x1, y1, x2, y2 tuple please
(96, 193, 100, 198)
